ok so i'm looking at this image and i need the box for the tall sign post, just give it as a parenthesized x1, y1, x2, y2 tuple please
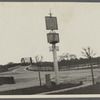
(45, 12, 60, 85)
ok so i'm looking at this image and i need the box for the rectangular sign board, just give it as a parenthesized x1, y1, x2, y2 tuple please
(45, 16, 58, 30)
(47, 33, 59, 44)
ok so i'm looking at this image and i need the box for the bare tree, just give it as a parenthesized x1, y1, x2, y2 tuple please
(59, 53, 66, 61)
(59, 53, 77, 70)
(59, 53, 70, 61)
(59, 53, 77, 61)
(34, 55, 43, 86)
(69, 54, 77, 60)
(65, 53, 70, 60)
(81, 47, 96, 85)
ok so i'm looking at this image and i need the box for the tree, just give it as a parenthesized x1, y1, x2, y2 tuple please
(81, 47, 96, 85)
(69, 54, 77, 60)
(59, 53, 77, 70)
(34, 55, 43, 86)
(59, 53, 65, 61)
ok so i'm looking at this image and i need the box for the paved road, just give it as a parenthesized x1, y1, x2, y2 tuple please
(0, 65, 100, 92)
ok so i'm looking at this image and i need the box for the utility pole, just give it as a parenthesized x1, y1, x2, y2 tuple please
(45, 11, 60, 85)
(52, 44, 59, 84)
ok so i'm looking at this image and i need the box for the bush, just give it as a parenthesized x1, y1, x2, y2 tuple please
(0, 77, 15, 85)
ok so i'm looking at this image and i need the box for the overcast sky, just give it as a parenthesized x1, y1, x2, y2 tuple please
(0, 2, 100, 65)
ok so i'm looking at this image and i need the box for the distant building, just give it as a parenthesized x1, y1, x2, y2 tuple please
(21, 58, 25, 64)
(21, 57, 33, 65)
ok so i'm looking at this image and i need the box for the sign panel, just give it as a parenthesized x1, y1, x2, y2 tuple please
(47, 33, 59, 44)
(45, 16, 58, 30)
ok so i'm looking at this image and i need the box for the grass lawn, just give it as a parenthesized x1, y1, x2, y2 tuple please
(51, 83, 100, 94)
(0, 82, 82, 95)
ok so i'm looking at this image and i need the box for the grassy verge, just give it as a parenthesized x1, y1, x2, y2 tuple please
(0, 82, 82, 95)
(51, 83, 100, 94)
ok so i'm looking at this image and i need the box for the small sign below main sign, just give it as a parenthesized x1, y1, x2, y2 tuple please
(47, 33, 59, 44)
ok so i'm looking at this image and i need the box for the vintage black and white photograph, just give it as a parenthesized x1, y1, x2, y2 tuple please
(0, 2, 100, 95)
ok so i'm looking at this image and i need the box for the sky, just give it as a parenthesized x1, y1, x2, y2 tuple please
(0, 2, 100, 65)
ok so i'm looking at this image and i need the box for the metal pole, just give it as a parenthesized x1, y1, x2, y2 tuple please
(90, 63, 94, 85)
(90, 58, 95, 85)
(52, 44, 60, 85)
(38, 64, 42, 86)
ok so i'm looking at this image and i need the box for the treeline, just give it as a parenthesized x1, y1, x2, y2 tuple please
(34, 61, 53, 67)
(0, 56, 100, 72)
(0, 61, 54, 72)
(33, 57, 100, 69)
(58, 57, 100, 69)
(0, 63, 21, 72)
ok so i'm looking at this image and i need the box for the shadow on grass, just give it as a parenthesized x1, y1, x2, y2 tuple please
(51, 83, 100, 94)
(0, 82, 82, 95)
